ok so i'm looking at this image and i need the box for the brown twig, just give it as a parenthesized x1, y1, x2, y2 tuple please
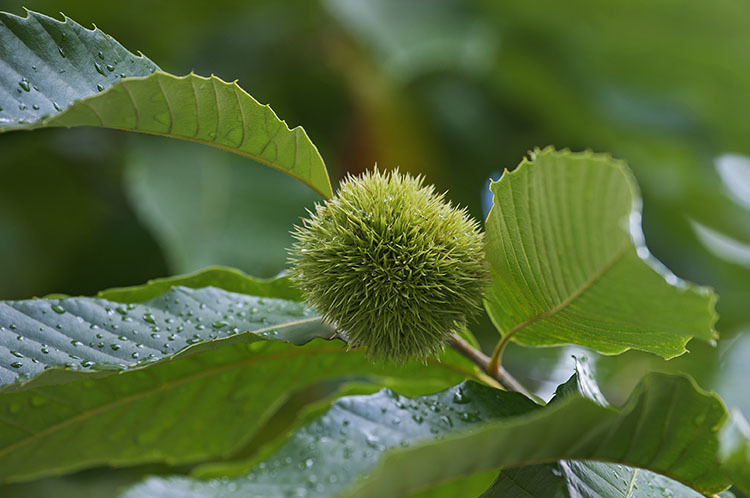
(448, 333, 531, 398)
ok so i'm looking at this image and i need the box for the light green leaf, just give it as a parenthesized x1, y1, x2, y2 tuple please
(485, 148, 717, 358)
(0, 9, 333, 198)
(0, 273, 476, 483)
(119, 372, 750, 497)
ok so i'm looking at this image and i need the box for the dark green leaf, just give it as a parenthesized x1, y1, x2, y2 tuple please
(485, 148, 717, 358)
(120, 381, 537, 498)
(485, 358, 711, 497)
(0, 273, 477, 482)
(119, 372, 750, 497)
(0, 9, 157, 127)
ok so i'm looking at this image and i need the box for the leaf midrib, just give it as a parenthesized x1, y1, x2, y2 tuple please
(0, 344, 343, 459)
(503, 239, 629, 340)
(48, 74, 332, 199)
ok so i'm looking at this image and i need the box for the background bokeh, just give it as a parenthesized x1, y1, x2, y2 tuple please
(0, 0, 748, 495)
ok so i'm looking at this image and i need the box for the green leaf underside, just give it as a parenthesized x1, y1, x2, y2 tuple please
(484, 148, 717, 358)
(0, 10, 333, 198)
(0, 9, 158, 123)
(120, 374, 750, 498)
(0, 286, 332, 390)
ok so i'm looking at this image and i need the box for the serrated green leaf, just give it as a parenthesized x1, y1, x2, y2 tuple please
(0, 9, 158, 124)
(0, 10, 333, 198)
(485, 148, 717, 358)
(0, 276, 476, 483)
(118, 372, 750, 498)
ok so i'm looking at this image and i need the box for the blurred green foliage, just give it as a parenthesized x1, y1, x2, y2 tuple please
(0, 3, 748, 493)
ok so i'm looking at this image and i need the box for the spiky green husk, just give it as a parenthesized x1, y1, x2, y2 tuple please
(289, 169, 489, 363)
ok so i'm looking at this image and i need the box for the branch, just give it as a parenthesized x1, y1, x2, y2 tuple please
(448, 333, 531, 398)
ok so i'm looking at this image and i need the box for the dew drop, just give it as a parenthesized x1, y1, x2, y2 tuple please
(10, 362, 22, 369)
(452, 387, 470, 404)
(459, 411, 480, 422)
(106, 64, 115, 71)
(18, 79, 30, 92)
(32, 104, 40, 110)
(97, 51, 105, 60)
(58, 46, 66, 57)
(97, 84, 104, 92)
(110, 344, 121, 351)
(51, 304, 65, 314)
(143, 313, 156, 324)
(9, 351, 23, 358)
(212, 320, 228, 329)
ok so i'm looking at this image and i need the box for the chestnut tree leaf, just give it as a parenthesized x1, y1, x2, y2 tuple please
(0, 268, 475, 483)
(119, 372, 750, 497)
(484, 148, 717, 358)
(0, 9, 332, 198)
